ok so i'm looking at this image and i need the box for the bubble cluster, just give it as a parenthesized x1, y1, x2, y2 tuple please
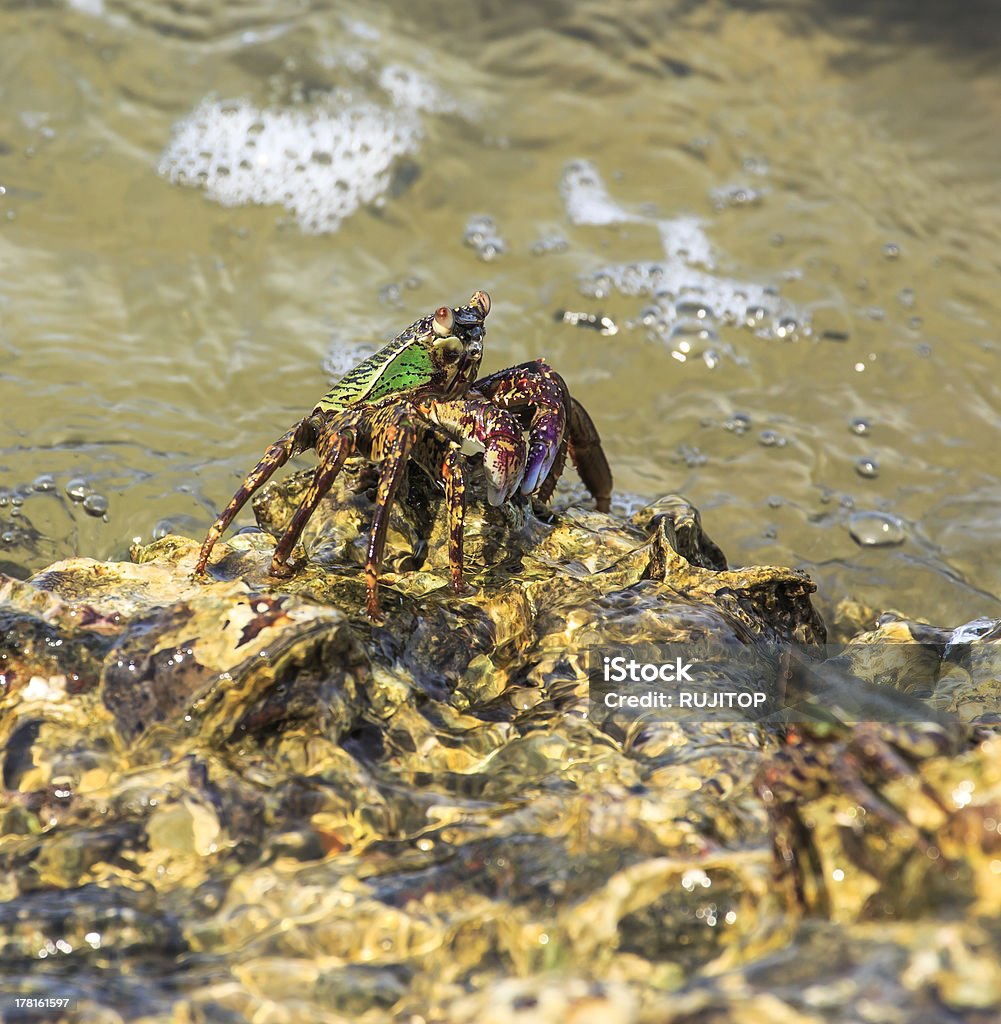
(378, 276, 421, 306)
(560, 159, 635, 227)
(723, 413, 752, 435)
(557, 311, 619, 335)
(530, 234, 569, 256)
(758, 430, 786, 448)
(377, 66, 463, 116)
(462, 214, 506, 261)
(0, 472, 111, 561)
(61, 477, 111, 518)
(159, 97, 421, 234)
(560, 161, 806, 346)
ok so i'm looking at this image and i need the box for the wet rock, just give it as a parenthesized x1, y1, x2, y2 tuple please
(0, 472, 999, 1021)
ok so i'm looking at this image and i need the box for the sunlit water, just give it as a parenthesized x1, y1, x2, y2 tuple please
(3, 0, 1001, 624)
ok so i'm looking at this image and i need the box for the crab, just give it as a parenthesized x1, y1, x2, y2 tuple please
(195, 292, 612, 620)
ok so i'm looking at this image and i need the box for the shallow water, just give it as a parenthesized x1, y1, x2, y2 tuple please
(3, 2, 1001, 619)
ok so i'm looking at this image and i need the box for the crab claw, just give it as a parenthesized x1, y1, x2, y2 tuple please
(520, 410, 564, 496)
(483, 417, 528, 505)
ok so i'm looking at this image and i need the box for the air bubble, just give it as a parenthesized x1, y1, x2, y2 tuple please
(66, 479, 89, 502)
(32, 474, 56, 492)
(848, 511, 906, 547)
(463, 214, 506, 262)
(675, 299, 713, 320)
(759, 430, 786, 448)
(723, 413, 751, 435)
(774, 316, 798, 339)
(82, 494, 109, 517)
(680, 446, 708, 468)
(883, 242, 901, 259)
(710, 183, 763, 209)
(855, 457, 879, 479)
(850, 418, 871, 436)
(667, 319, 718, 357)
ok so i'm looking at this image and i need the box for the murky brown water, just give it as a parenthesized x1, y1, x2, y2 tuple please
(5, 0, 1001, 629)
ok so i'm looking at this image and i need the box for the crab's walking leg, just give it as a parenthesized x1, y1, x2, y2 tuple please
(365, 411, 417, 620)
(196, 416, 320, 573)
(441, 443, 468, 593)
(565, 397, 612, 513)
(270, 430, 352, 576)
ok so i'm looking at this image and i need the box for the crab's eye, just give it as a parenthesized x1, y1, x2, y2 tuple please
(433, 305, 455, 337)
(432, 335, 464, 364)
(470, 290, 490, 317)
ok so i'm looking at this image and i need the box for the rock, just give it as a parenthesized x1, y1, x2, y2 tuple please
(0, 472, 999, 1021)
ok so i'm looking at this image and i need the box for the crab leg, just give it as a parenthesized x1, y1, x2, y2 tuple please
(270, 430, 352, 575)
(558, 397, 612, 513)
(195, 415, 321, 573)
(441, 444, 468, 593)
(364, 410, 417, 620)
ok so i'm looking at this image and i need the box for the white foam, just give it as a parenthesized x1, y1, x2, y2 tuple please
(563, 159, 800, 330)
(67, 0, 105, 15)
(658, 215, 714, 269)
(560, 159, 636, 227)
(159, 96, 421, 234)
(378, 65, 461, 115)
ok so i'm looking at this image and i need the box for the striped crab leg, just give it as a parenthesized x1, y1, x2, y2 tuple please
(195, 413, 324, 574)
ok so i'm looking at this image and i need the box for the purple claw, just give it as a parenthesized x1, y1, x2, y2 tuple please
(481, 409, 528, 506)
(520, 411, 563, 496)
(484, 434, 527, 505)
